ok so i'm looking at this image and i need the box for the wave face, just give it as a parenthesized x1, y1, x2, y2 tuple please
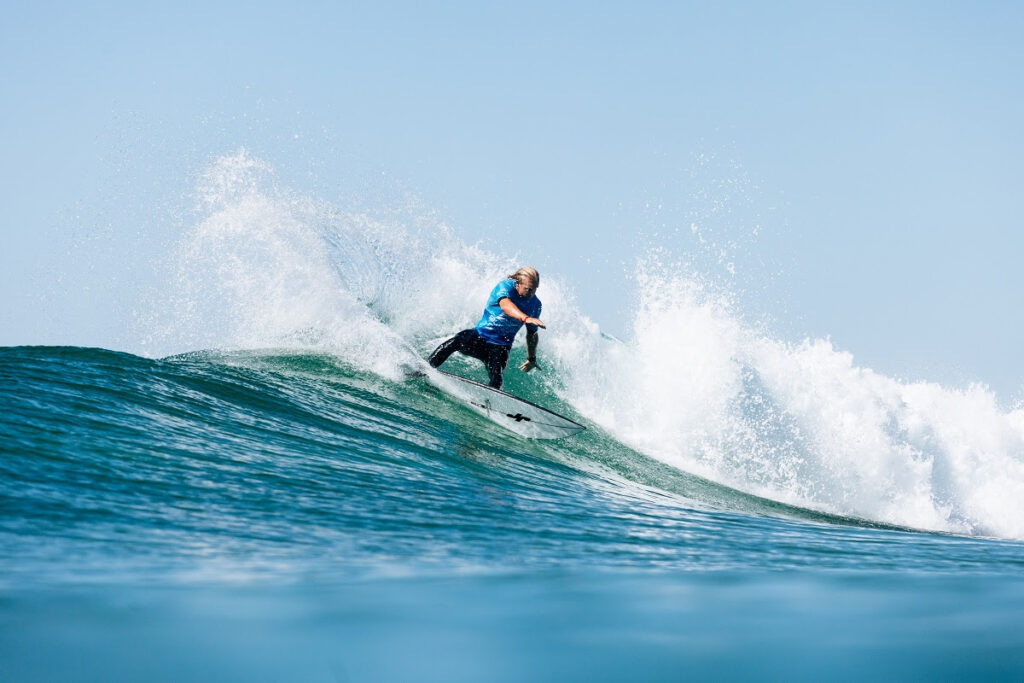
(120, 150, 1024, 542)
(3, 344, 1023, 589)
(5, 343, 1024, 681)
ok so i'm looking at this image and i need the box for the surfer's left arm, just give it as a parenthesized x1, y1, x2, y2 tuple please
(497, 297, 543, 372)
(519, 330, 540, 372)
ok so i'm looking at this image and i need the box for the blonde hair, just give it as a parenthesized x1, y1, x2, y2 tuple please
(507, 266, 540, 287)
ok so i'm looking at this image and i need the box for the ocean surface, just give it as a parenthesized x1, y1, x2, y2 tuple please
(3, 346, 1024, 681)
(4, 153, 1024, 680)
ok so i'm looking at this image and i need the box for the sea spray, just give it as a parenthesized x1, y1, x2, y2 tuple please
(142, 150, 1024, 540)
(553, 260, 1024, 538)
(750, 339, 1024, 537)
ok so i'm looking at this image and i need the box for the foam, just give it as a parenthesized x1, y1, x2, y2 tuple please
(554, 265, 1024, 539)
(146, 150, 1024, 540)
(144, 149, 549, 379)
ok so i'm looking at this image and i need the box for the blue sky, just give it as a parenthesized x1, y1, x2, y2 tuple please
(2, 2, 1022, 397)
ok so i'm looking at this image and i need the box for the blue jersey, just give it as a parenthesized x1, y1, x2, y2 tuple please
(475, 279, 542, 346)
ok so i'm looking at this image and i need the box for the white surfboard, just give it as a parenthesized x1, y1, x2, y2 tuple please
(428, 369, 585, 440)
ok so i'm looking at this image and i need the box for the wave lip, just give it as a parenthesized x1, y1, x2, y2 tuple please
(552, 266, 1024, 541)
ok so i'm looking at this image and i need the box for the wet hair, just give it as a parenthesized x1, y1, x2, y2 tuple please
(507, 266, 540, 287)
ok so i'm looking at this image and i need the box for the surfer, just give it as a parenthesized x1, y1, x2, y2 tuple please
(428, 266, 545, 389)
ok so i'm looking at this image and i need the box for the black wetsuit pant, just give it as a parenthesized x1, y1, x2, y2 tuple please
(428, 329, 511, 389)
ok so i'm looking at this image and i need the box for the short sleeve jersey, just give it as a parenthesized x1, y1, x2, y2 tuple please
(474, 279, 542, 347)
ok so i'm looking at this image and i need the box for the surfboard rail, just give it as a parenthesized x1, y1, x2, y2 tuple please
(430, 369, 585, 439)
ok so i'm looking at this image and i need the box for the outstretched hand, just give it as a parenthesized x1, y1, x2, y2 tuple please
(519, 359, 541, 373)
(523, 316, 546, 329)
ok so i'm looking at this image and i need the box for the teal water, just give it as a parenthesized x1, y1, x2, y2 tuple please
(2, 345, 1024, 680)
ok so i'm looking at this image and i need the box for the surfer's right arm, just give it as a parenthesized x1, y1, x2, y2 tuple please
(498, 297, 546, 329)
